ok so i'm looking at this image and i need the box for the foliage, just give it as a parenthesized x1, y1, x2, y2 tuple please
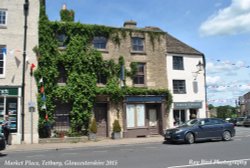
(89, 118, 97, 133)
(60, 9, 75, 22)
(112, 120, 121, 132)
(37, 1, 172, 137)
(216, 105, 237, 119)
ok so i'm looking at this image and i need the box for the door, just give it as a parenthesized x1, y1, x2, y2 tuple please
(147, 105, 160, 135)
(94, 103, 108, 137)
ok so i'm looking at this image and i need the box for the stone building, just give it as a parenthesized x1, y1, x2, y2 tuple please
(0, 0, 39, 144)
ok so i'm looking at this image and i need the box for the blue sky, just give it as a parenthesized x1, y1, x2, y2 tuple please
(46, 0, 250, 106)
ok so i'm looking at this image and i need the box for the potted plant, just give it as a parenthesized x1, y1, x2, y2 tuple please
(112, 119, 121, 139)
(88, 118, 97, 141)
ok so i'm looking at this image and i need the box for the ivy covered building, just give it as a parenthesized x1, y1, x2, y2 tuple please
(34, 1, 207, 140)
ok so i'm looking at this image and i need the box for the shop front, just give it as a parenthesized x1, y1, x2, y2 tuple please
(0, 87, 21, 144)
(123, 96, 166, 138)
(172, 102, 202, 127)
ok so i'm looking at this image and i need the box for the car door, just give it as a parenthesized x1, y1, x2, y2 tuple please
(209, 119, 224, 138)
(195, 119, 212, 140)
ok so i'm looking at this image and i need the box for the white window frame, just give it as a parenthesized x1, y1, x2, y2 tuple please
(0, 45, 6, 78)
(126, 104, 145, 128)
(0, 9, 7, 27)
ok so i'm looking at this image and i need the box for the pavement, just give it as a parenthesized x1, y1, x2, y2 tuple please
(5, 135, 164, 152)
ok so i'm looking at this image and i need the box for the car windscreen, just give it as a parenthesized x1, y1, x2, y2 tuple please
(181, 119, 199, 126)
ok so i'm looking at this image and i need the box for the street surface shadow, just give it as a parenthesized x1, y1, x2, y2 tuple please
(162, 139, 233, 145)
(0, 153, 7, 157)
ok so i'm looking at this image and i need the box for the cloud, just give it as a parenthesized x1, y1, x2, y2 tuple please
(199, 0, 250, 36)
(206, 75, 221, 85)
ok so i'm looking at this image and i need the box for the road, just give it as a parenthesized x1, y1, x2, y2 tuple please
(0, 127, 250, 168)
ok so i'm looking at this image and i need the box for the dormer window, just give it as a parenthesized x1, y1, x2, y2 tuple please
(92, 36, 107, 49)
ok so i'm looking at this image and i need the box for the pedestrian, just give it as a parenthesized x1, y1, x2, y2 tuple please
(2, 115, 11, 145)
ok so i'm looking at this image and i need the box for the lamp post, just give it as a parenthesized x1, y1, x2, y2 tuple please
(21, 0, 29, 142)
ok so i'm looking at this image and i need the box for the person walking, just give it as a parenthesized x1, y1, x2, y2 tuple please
(2, 115, 11, 145)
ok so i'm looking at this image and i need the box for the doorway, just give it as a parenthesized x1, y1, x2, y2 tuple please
(94, 103, 108, 137)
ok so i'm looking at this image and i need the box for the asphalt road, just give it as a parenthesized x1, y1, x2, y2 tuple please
(1, 127, 250, 168)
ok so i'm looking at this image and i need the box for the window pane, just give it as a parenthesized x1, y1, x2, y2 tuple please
(132, 37, 144, 51)
(136, 104, 145, 127)
(173, 56, 184, 70)
(173, 80, 186, 94)
(127, 105, 135, 128)
(93, 36, 107, 49)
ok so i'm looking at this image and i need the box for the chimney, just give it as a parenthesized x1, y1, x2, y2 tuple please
(123, 20, 137, 28)
(62, 4, 67, 10)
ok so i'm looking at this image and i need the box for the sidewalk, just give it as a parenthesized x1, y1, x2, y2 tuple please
(5, 136, 164, 152)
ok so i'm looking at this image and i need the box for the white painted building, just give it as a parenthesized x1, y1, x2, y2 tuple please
(166, 34, 207, 128)
(0, 0, 39, 144)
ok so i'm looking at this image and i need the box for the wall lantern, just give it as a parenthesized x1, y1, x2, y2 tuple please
(196, 60, 204, 72)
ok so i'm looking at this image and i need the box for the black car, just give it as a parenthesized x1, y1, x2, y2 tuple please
(164, 118, 235, 144)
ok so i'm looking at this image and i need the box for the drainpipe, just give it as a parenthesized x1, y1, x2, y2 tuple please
(21, 0, 29, 142)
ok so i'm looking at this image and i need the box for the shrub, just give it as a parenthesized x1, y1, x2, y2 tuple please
(112, 119, 121, 132)
(89, 118, 97, 133)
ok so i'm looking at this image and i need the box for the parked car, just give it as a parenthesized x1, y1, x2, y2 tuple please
(226, 118, 237, 126)
(236, 117, 246, 126)
(0, 126, 6, 151)
(243, 116, 250, 127)
(164, 118, 235, 144)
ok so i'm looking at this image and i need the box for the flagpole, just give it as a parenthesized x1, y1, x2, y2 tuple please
(21, 0, 29, 142)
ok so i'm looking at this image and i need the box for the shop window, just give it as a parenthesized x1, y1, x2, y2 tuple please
(173, 109, 185, 126)
(126, 104, 145, 128)
(0, 97, 18, 133)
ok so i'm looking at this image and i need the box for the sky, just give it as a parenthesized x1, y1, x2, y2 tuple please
(46, 0, 250, 107)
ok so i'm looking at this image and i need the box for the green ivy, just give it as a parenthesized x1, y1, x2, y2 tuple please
(37, 2, 172, 136)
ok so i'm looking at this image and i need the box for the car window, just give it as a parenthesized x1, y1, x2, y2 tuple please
(199, 119, 212, 125)
(210, 118, 224, 124)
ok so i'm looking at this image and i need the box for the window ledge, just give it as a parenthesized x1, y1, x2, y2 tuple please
(57, 83, 66, 86)
(0, 25, 7, 29)
(130, 51, 146, 55)
(58, 46, 67, 51)
(96, 49, 109, 53)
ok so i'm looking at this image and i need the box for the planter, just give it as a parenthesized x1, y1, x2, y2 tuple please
(112, 132, 121, 139)
(88, 132, 97, 141)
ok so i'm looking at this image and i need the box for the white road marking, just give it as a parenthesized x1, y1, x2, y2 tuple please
(26, 154, 44, 158)
(167, 158, 250, 168)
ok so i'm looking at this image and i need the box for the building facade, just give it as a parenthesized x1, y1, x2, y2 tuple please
(239, 92, 250, 116)
(0, 0, 39, 144)
(166, 34, 207, 128)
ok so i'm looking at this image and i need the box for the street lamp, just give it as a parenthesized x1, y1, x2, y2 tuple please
(196, 60, 204, 72)
(21, 0, 29, 142)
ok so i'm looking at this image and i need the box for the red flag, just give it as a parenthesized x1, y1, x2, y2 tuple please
(45, 114, 48, 121)
(40, 85, 44, 93)
(30, 63, 36, 76)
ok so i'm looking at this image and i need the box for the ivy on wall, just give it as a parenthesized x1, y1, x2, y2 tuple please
(36, 2, 172, 137)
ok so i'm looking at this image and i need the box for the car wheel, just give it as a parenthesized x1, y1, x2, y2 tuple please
(222, 131, 231, 141)
(185, 132, 194, 144)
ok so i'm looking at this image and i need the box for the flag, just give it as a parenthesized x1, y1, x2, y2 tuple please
(1, 48, 6, 57)
(39, 78, 43, 84)
(30, 63, 36, 76)
(40, 85, 44, 93)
